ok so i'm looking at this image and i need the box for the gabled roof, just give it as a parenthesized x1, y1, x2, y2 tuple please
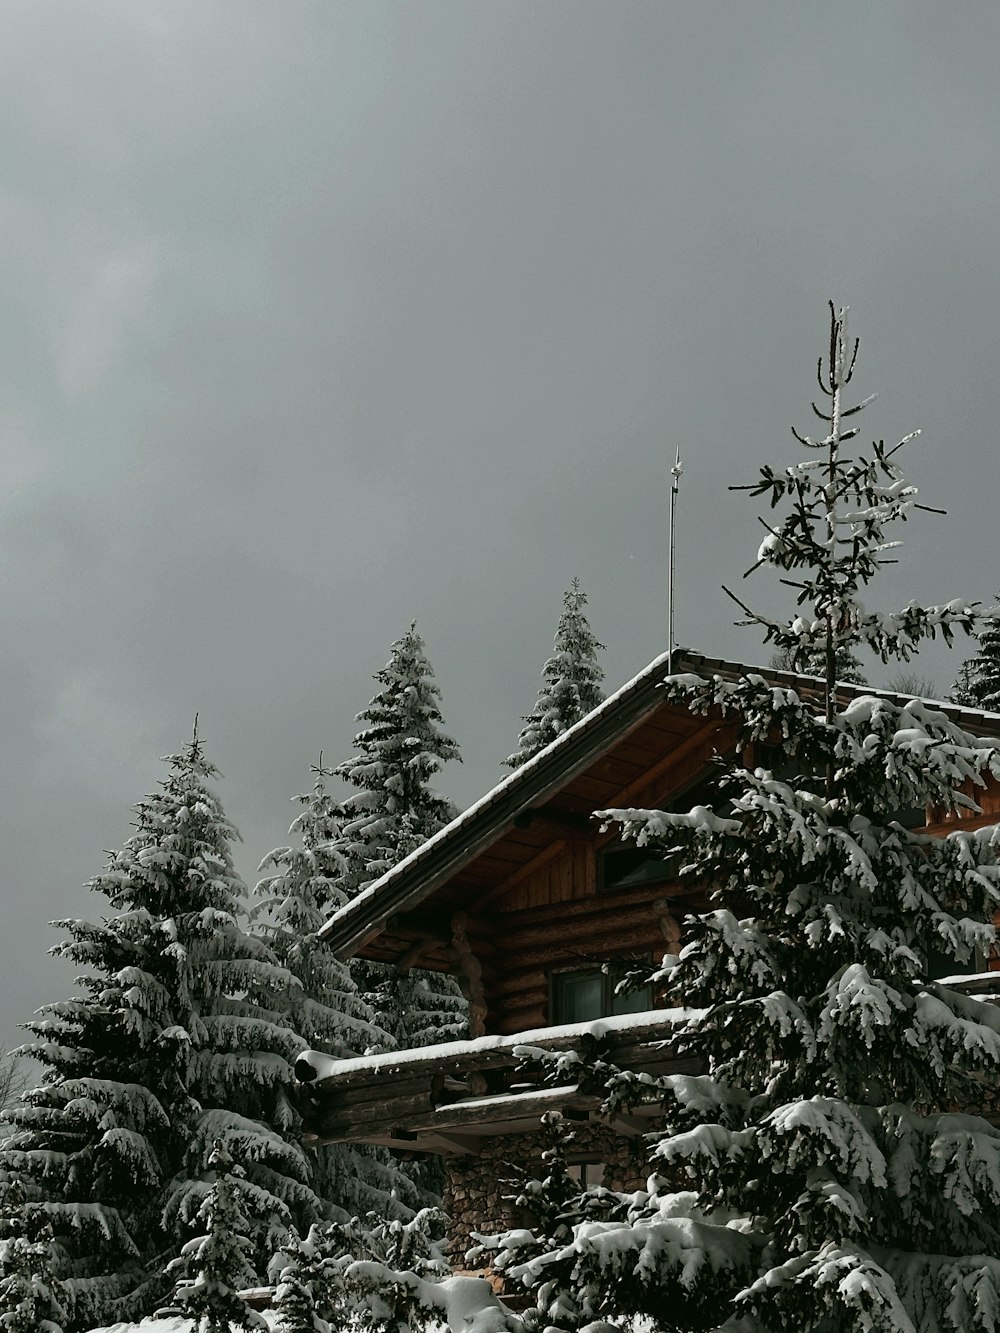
(319, 648, 1000, 959)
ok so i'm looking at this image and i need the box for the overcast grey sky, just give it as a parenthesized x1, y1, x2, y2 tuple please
(2, 1, 999, 1056)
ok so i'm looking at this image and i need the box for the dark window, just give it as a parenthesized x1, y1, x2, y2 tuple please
(550, 964, 652, 1024)
(926, 944, 989, 981)
(599, 844, 677, 893)
(567, 1161, 606, 1187)
(598, 767, 727, 894)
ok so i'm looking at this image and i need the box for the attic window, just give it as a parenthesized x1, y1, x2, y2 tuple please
(599, 845, 678, 893)
(598, 768, 727, 894)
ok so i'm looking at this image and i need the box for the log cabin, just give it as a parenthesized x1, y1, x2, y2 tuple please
(294, 649, 1000, 1256)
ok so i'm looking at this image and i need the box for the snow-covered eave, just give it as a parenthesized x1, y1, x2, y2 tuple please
(318, 648, 1000, 959)
(295, 1005, 697, 1086)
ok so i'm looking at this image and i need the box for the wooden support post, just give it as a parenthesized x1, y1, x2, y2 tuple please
(450, 910, 489, 1038)
(651, 898, 681, 951)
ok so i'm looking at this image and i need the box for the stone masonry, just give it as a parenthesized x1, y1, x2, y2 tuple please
(442, 1119, 649, 1263)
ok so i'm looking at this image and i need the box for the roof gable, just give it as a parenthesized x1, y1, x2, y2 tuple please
(320, 649, 1000, 958)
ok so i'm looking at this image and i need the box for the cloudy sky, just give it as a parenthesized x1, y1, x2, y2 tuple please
(2, 1, 999, 1056)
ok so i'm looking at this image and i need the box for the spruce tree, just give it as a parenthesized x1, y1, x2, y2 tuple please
(271, 1228, 331, 1333)
(482, 306, 1000, 1333)
(952, 597, 1000, 711)
(1, 730, 323, 1327)
(334, 625, 467, 1050)
(167, 1140, 266, 1333)
(0, 1180, 67, 1333)
(505, 580, 605, 768)
(254, 763, 420, 1220)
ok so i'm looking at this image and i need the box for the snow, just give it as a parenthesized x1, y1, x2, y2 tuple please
(89, 1314, 433, 1333)
(443, 1084, 579, 1113)
(296, 1007, 696, 1083)
(87, 1287, 527, 1333)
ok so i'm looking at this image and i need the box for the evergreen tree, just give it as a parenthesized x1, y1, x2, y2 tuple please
(167, 1140, 266, 1333)
(0, 1180, 67, 1333)
(254, 763, 421, 1220)
(952, 657, 977, 708)
(481, 306, 1000, 1333)
(952, 596, 1000, 711)
(771, 633, 866, 685)
(1, 730, 323, 1327)
(504, 580, 606, 768)
(271, 1228, 331, 1333)
(334, 625, 467, 1050)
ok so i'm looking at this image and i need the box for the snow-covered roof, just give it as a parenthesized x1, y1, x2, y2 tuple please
(319, 648, 1000, 958)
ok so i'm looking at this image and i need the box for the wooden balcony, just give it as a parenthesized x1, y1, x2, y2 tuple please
(293, 1008, 697, 1156)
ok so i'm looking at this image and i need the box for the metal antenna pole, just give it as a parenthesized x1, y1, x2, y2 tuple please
(667, 445, 683, 672)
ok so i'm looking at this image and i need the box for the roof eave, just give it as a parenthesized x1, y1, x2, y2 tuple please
(320, 648, 679, 957)
(321, 648, 1000, 959)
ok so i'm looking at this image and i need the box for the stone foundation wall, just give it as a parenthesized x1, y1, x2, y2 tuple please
(443, 1122, 649, 1262)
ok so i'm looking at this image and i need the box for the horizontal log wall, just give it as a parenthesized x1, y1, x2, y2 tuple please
(487, 889, 684, 1034)
(466, 725, 730, 1033)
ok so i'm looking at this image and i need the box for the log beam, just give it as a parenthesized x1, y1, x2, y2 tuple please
(450, 910, 489, 1038)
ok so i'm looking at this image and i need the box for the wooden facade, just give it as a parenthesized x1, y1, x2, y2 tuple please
(345, 698, 739, 1038)
(301, 652, 1000, 1156)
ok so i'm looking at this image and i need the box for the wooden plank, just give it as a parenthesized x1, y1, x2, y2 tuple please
(495, 882, 686, 929)
(606, 717, 735, 810)
(414, 1089, 600, 1133)
(491, 967, 547, 998)
(316, 1091, 438, 1140)
(556, 846, 574, 903)
(490, 927, 666, 970)
(470, 839, 568, 910)
(498, 905, 665, 952)
(495, 1006, 548, 1035)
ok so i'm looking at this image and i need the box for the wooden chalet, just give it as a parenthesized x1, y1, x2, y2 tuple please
(294, 649, 1000, 1253)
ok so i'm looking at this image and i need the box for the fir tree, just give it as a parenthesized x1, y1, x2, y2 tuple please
(1, 729, 323, 1327)
(504, 580, 605, 769)
(0, 1180, 67, 1333)
(254, 763, 421, 1221)
(271, 1228, 331, 1333)
(334, 625, 467, 1051)
(481, 306, 1000, 1333)
(952, 596, 1000, 711)
(952, 657, 977, 708)
(167, 1140, 266, 1333)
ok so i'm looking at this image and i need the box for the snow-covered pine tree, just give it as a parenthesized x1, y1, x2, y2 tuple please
(334, 625, 467, 1051)
(951, 596, 1000, 711)
(167, 1139, 266, 1333)
(271, 1228, 331, 1333)
(504, 580, 605, 769)
(773, 640, 867, 685)
(952, 657, 977, 708)
(254, 762, 421, 1221)
(1, 729, 324, 1327)
(481, 305, 1000, 1333)
(0, 1179, 67, 1333)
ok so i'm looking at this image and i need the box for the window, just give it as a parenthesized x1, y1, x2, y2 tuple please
(568, 1161, 605, 1187)
(926, 943, 989, 981)
(550, 963, 652, 1024)
(599, 844, 678, 893)
(598, 767, 730, 894)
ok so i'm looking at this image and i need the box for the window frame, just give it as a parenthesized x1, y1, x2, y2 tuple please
(548, 959, 653, 1025)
